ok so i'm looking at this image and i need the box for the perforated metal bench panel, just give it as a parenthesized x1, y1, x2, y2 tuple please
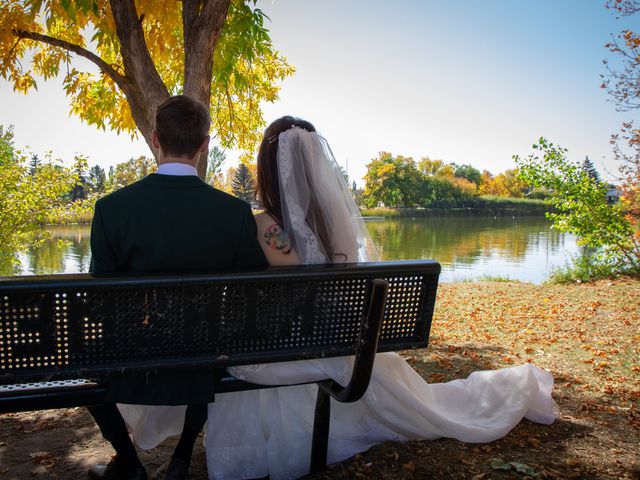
(0, 261, 440, 386)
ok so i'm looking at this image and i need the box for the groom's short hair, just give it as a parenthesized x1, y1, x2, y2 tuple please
(155, 95, 211, 158)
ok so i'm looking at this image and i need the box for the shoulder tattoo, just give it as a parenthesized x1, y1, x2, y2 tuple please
(264, 223, 292, 254)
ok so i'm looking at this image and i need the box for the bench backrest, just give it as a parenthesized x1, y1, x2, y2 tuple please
(0, 261, 440, 385)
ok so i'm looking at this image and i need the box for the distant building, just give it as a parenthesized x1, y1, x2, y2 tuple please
(606, 187, 622, 204)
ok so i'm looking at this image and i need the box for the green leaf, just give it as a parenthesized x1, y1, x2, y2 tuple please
(490, 458, 510, 470)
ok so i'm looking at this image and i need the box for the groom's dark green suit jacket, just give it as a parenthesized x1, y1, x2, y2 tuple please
(90, 173, 268, 405)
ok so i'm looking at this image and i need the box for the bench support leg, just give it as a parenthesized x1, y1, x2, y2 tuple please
(310, 386, 331, 473)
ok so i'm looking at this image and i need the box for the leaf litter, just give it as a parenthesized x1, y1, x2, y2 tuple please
(0, 278, 638, 479)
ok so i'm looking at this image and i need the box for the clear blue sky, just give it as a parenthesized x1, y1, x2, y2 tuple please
(0, 0, 636, 186)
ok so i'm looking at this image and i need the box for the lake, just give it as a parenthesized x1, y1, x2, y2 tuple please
(11, 217, 579, 283)
(365, 217, 579, 282)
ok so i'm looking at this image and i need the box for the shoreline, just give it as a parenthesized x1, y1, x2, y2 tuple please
(48, 212, 550, 226)
(361, 209, 549, 218)
(360, 196, 551, 218)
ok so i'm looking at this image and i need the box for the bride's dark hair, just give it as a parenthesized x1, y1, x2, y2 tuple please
(256, 116, 339, 260)
(256, 116, 316, 226)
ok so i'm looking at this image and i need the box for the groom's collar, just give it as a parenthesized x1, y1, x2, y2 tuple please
(157, 162, 198, 176)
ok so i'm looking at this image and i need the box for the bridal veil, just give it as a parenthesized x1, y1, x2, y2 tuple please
(276, 127, 379, 264)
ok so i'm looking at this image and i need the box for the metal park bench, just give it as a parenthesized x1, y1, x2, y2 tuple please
(0, 260, 440, 472)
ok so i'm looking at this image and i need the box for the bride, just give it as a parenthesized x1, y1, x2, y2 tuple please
(120, 117, 557, 480)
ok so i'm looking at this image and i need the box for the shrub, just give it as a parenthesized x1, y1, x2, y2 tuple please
(0, 127, 76, 268)
(547, 251, 637, 284)
(516, 138, 640, 277)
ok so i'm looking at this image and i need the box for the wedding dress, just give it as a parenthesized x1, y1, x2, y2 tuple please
(118, 127, 557, 480)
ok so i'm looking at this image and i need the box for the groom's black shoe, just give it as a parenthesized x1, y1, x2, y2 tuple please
(155, 457, 189, 480)
(88, 458, 148, 480)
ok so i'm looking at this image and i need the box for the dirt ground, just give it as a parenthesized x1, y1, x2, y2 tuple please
(1, 279, 639, 480)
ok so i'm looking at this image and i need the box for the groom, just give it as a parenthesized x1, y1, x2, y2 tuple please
(88, 95, 268, 480)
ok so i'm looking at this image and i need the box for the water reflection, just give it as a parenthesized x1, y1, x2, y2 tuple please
(16, 225, 91, 275)
(7, 218, 579, 283)
(366, 217, 578, 283)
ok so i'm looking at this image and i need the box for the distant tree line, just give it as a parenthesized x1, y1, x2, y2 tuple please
(32, 145, 256, 205)
(359, 150, 618, 209)
(362, 153, 543, 209)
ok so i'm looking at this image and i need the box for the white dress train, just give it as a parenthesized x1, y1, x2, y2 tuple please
(118, 353, 556, 480)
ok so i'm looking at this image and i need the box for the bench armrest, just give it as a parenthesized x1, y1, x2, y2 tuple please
(317, 278, 389, 403)
(310, 278, 388, 472)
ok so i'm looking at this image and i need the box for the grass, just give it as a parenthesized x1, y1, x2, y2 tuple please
(461, 274, 516, 283)
(50, 207, 94, 225)
(360, 207, 402, 218)
(1, 279, 639, 479)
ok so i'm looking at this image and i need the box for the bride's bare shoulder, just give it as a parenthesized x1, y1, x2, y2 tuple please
(254, 211, 275, 227)
(254, 211, 300, 266)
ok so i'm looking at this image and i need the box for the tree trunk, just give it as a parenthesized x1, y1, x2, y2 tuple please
(110, 0, 171, 160)
(183, 0, 231, 178)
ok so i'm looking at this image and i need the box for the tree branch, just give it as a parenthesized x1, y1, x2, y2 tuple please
(109, 0, 170, 153)
(12, 29, 127, 90)
(8, 37, 23, 60)
(109, 0, 167, 97)
(182, 0, 202, 44)
(183, 0, 230, 103)
(197, 0, 231, 32)
(225, 86, 236, 142)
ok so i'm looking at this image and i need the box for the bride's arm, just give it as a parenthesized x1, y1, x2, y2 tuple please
(254, 212, 301, 266)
